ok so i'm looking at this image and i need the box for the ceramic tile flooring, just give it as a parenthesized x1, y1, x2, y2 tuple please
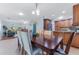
(0, 38, 20, 55)
(0, 38, 79, 55)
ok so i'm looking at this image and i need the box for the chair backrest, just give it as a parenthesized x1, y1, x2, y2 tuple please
(28, 30, 32, 40)
(20, 29, 32, 55)
(65, 32, 76, 54)
(28, 30, 32, 54)
(17, 31, 23, 48)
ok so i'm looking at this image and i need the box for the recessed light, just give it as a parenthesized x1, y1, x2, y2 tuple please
(62, 10, 66, 14)
(23, 21, 29, 24)
(19, 12, 24, 16)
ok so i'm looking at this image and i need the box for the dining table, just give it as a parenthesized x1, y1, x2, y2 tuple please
(31, 35, 63, 55)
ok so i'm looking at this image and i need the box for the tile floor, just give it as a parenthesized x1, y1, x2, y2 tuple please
(0, 38, 79, 55)
(0, 38, 19, 55)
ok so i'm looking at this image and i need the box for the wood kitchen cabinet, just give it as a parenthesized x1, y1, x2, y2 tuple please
(62, 32, 79, 48)
(63, 32, 72, 45)
(71, 33, 79, 48)
(73, 4, 79, 26)
(64, 32, 79, 48)
(53, 31, 79, 48)
(55, 21, 63, 31)
(55, 19, 72, 31)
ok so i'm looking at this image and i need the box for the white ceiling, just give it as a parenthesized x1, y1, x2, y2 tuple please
(0, 3, 73, 23)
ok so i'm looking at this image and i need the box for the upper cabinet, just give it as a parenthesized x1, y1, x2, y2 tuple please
(73, 4, 79, 26)
(55, 19, 72, 27)
(55, 19, 72, 31)
(44, 19, 52, 30)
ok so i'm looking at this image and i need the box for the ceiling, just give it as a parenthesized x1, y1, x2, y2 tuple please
(0, 3, 73, 23)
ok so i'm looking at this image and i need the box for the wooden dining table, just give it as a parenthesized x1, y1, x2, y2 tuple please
(32, 35, 63, 55)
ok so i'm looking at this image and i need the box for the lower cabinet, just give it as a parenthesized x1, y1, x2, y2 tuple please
(53, 32, 79, 48)
(63, 32, 72, 45)
(71, 33, 79, 48)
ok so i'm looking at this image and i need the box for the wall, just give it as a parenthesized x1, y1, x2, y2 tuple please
(36, 19, 44, 32)
(36, 19, 55, 32)
(0, 20, 3, 39)
(2, 20, 25, 29)
(2, 20, 33, 30)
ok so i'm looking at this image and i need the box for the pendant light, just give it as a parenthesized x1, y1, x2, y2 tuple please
(32, 3, 40, 16)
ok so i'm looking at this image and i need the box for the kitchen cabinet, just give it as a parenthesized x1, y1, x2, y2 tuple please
(63, 32, 72, 45)
(71, 33, 79, 48)
(73, 4, 79, 26)
(55, 21, 62, 31)
(53, 31, 79, 48)
(64, 32, 79, 48)
(55, 19, 72, 31)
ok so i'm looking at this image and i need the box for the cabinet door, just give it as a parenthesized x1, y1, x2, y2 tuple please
(73, 4, 79, 26)
(65, 19, 72, 27)
(71, 33, 79, 48)
(55, 21, 58, 27)
(63, 32, 72, 45)
(60, 21, 64, 27)
(68, 19, 73, 27)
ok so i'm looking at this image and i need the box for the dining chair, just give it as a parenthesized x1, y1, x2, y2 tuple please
(28, 30, 32, 52)
(17, 31, 24, 55)
(55, 32, 76, 55)
(28, 30, 42, 55)
(20, 30, 32, 55)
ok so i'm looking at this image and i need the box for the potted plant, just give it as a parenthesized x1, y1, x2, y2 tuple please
(33, 32, 39, 37)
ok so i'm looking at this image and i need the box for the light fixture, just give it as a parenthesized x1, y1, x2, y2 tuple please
(23, 21, 29, 24)
(32, 3, 40, 16)
(36, 9, 40, 15)
(19, 12, 24, 16)
(62, 10, 66, 14)
(32, 10, 35, 15)
(58, 16, 64, 19)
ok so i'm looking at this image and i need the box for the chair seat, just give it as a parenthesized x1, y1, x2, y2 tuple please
(56, 48, 65, 55)
(32, 45, 42, 55)
(32, 48, 42, 55)
(55, 45, 66, 55)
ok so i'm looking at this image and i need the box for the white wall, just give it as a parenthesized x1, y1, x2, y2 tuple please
(36, 19, 55, 32)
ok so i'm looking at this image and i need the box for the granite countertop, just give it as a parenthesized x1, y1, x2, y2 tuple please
(54, 30, 79, 33)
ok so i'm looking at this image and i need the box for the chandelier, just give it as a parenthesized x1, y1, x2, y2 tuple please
(32, 3, 40, 16)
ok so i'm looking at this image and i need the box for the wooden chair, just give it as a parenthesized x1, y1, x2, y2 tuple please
(56, 32, 76, 55)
